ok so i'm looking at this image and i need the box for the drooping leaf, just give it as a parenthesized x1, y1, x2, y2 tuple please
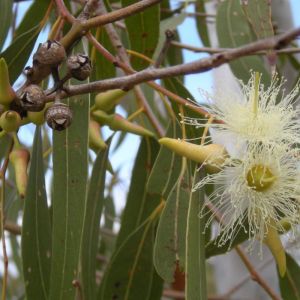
(122, 0, 160, 70)
(279, 253, 300, 300)
(195, 0, 211, 47)
(0, 0, 13, 51)
(153, 172, 190, 282)
(147, 120, 182, 198)
(99, 219, 158, 300)
(185, 168, 207, 300)
(115, 138, 160, 248)
(49, 93, 89, 299)
(21, 126, 52, 300)
(0, 134, 12, 162)
(1, 0, 51, 83)
(241, 0, 274, 40)
(216, 0, 270, 84)
(153, 13, 186, 62)
(81, 144, 110, 300)
(98, 138, 163, 299)
(14, 0, 51, 39)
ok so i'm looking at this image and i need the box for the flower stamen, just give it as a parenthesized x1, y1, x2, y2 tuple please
(246, 165, 276, 192)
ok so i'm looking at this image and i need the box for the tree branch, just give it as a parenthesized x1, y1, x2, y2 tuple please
(83, 0, 162, 29)
(53, 27, 300, 98)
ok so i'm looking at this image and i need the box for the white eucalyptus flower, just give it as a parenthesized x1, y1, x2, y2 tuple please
(183, 73, 300, 149)
(197, 144, 300, 248)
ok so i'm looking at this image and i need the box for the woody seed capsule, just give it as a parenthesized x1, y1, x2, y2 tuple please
(33, 40, 66, 66)
(19, 85, 46, 112)
(67, 54, 92, 81)
(45, 102, 72, 131)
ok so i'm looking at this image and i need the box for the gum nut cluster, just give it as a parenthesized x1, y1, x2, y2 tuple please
(189, 73, 300, 251)
(0, 40, 92, 134)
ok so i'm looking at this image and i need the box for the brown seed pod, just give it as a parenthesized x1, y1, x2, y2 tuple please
(33, 40, 66, 66)
(19, 85, 45, 112)
(67, 54, 92, 81)
(45, 102, 72, 131)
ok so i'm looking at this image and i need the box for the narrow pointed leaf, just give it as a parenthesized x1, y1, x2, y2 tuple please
(153, 173, 190, 282)
(49, 94, 89, 300)
(195, 0, 210, 47)
(81, 145, 110, 300)
(216, 0, 269, 84)
(1, 0, 51, 83)
(0, 0, 13, 51)
(99, 219, 157, 300)
(279, 253, 300, 300)
(147, 120, 182, 198)
(115, 138, 159, 248)
(122, 0, 160, 69)
(21, 127, 52, 300)
(185, 168, 207, 300)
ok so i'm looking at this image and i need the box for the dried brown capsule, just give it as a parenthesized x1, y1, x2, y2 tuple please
(67, 54, 91, 80)
(33, 40, 66, 66)
(19, 85, 45, 112)
(45, 102, 72, 131)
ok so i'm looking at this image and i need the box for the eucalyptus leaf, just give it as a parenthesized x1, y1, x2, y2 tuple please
(81, 144, 110, 300)
(49, 94, 89, 299)
(21, 127, 52, 300)
(0, 0, 13, 51)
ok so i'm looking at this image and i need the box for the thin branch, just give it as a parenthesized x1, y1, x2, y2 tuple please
(57, 27, 300, 97)
(54, 0, 76, 23)
(171, 40, 300, 55)
(154, 30, 175, 67)
(96, 0, 164, 137)
(83, 0, 162, 29)
(4, 221, 21, 235)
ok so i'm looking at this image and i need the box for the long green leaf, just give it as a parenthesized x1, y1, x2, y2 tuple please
(279, 253, 300, 300)
(185, 168, 206, 300)
(153, 172, 190, 282)
(115, 138, 159, 248)
(98, 138, 162, 300)
(49, 94, 89, 300)
(21, 126, 52, 300)
(242, 0, 274, 40)
(216, 0, 269, 84)
(147, 120, 182, 198)
(1, 0, 50, 83)
(0, 135, 12, 162)
(81, 145, 110, 300)
(195, 0, 210, 47)
(99, 219, 157, 300)
(0, 0, 13, 51)
(122, 0, 160, 69)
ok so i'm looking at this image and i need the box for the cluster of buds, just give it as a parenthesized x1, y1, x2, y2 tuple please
(89, 89, 157, 153)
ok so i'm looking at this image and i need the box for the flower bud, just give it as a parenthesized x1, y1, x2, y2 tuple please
(93, 110, 154, 137)
(33, 40, 66, 66)
(0, 110, 21, 132)
(67, 54, 92, 81)
(158, 138, 228, 173)
(19, 85, 46, 112)
(264, 220, 286, 277)
(0, 58, 16, 106)
(94, 89, 127, 112)
(89, 120, 107, 152)
(45, 102, 72, 131)
(9, 147, 30, 198)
